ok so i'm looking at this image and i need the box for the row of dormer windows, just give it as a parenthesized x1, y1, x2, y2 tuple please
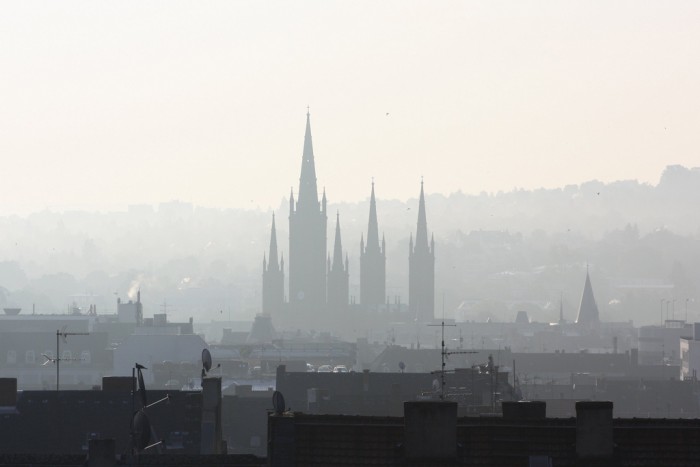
(5, 350, 92, 365)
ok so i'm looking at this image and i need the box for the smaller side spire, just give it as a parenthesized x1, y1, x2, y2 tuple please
(268, 213, 279, 270)
(332, 211, 343, 269)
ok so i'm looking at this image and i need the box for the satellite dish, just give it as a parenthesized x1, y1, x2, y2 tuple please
(272, 390, 285, 415)
(132, 410, 152, 450)
(202, 348, 212, 373)
(137, 368, 147, 407)
(398, 361, 405, 371)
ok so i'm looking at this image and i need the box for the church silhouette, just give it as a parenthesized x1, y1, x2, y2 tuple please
(262, 111, 435, 327)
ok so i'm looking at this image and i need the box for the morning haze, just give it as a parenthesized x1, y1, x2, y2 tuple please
(2, 3, 700, 464)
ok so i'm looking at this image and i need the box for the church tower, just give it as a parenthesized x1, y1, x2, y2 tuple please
(360, 181, 386, 307)
(288, 111, 328, 313)
(576, 267, 600, 325)
(327, 212, 349, 311)
(262, 214, 284, 315)
(409, 181, 435, 321)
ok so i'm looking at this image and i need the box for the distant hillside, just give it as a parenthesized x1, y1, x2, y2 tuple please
(0, 165, 698, 325)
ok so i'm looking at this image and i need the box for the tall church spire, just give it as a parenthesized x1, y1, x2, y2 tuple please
(415, 179, 429, 250)
(409, 180, 435, 321)
(366, 180, 380, 252)
(297, 110, 319, 209)
(360, 181, 386, 307)
(288, 111, 328, 313)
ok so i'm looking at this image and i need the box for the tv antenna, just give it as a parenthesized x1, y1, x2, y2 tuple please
(428, 320, 477, 400)
(45, 326, 89, 391)
(272, 390, 286, 415)
(201, 348, 221, 381)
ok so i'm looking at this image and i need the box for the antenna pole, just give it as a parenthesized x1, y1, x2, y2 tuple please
(54, 329, 90, 392)
(56, 330, 59, 391)
(441, 320, 445, 399)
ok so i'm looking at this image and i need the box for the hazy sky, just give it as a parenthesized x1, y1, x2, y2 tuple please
(1, 1, 699, 215)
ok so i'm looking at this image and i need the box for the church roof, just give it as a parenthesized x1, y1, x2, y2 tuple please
(576, 269, 600, 325)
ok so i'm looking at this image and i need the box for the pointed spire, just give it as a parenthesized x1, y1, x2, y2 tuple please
(332, 211, 343, 269)
(576, 268, 600, 325)
(268, 213, 279, 270)
(366, 180, 380, 253)
(415, 179, 429, 250)
(297, 111, 319, 209)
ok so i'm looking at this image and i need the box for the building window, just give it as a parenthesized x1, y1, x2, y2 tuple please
(25, 350, 36, 364)
(7, 350, 16, 365)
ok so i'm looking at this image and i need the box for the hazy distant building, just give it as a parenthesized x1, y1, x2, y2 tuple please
(262, 214, 284, 315)
(360, 182, 386, 307)
(288, 112, 328, 313)
(117, 290, 143, 325)
(409, 181, 435, 321)
(576, 268, 600, 325)
(326, 213, 349, 311)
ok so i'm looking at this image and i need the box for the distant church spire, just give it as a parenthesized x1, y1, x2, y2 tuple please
(332, 212, 343, 269)
(409, 180, 435, 321)
(576, 268, 600, 325)
(361, 181, 386, 307)
(297, 110, 319, 210)
(288, 111, 328, 313)
(415, 179, 429, 250)
(262, 213, 284, 315)
(327, 212, 349, 311)
(366, 180, 380, 252)
(268, 213, 279, 270)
